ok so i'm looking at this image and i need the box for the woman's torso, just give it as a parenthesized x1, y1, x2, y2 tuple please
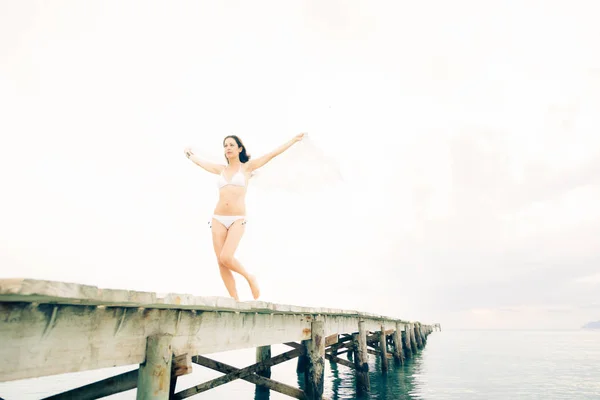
(213, 163, 249, 215)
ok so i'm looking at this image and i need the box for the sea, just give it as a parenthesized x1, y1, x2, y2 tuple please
(1, 329, 598, 399)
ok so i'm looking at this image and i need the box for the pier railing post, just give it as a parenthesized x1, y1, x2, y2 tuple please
(303, 320, 325, 400)
(136, 334, 173, 400)
(354, 320, 370, 395)
(392, 321, 405, 366)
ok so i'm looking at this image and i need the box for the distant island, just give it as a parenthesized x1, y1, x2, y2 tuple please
(582, 320, 600, 329)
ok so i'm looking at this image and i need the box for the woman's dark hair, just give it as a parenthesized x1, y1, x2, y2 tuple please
(223, 135, 251, 163)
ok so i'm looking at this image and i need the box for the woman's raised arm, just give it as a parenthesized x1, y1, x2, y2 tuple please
(184, 147, 225, 175)
(247, 133, 305, 172)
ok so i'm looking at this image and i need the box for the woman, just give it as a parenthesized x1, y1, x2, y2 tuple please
(184, 133, 305, 301)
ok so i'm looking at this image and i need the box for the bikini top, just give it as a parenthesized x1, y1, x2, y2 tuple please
(217, 163, 247, 189)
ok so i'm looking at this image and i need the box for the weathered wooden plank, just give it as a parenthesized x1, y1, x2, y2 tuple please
(0, 303, 312, 382)
(169, 353, 192, 398)
(182, 355, 307, 400)
(285, 341, 303, 350)
(178, 349, 301, 397)
(366, 348, 392, 359)
(0, 280, 437, 384)
(325, 333, 338, 347)
(0, 279, 411, 322)
(41, 354, 191, 400)
(325, 353, 355, 369)
(0, 301, 418, 383)
(41, 370, 138, 400)
(333, 334, 354, 344)
(171, 353, 192, 378)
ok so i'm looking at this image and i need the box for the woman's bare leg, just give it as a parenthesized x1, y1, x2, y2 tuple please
(218, 219, 260, 299)
(211, 219, 239, 300)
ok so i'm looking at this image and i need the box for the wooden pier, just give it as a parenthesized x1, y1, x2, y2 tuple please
(0, 279, 441, 399)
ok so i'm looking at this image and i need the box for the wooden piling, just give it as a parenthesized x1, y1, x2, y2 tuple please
(402, 324, 413, 359)
(414, 323, 424, 350)
(256, 345, 272, 378)
(137, 334, 173, 400)
(256, 345, 272, 395)
(409, 323, 418, 351)
(297, 339, 309, 373)
(379, 324, 389, 373)
(392, 322, 405, 366)
(419, 323, 427, 345)
(354, 320, 370, 395)
(303, 321, 325, 400)
(420, 323, 428, 345)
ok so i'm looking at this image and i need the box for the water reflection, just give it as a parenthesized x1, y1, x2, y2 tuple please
(327, 358, 358, 399)
(254, 351, 423, 400)
(326, 352, 423, 400)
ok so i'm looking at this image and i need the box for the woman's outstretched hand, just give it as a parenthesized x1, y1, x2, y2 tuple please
(294, 132, 306, 142)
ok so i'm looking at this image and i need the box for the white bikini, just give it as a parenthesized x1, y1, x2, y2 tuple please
(211, 164, 247, 229)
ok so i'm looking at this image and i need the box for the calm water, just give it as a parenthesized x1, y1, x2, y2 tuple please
(1, 330, 599, 399)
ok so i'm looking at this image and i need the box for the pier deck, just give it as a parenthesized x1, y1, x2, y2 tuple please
(0, 278, 440, 399)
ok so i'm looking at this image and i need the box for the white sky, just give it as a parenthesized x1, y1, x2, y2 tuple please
(1, 0, 599, 329)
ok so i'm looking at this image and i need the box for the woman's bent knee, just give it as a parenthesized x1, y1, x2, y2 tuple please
(219, 254, 234, 268)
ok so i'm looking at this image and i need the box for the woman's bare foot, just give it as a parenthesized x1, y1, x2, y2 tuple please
(247, 274, 260, 300)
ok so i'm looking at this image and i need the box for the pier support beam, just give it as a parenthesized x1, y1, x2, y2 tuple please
(392, 322, 405, 366)
(137, 334, 173, 400)
(379, 324, 389, 373)
(414, 323, 423, 350)
(409, 323, 418, 352)
(402, 325, 413, 359)
(256, 345, 272, 378)
(256, 345, 272, 395)
(354, 320, 370, 395)
(297, 340, 309, 373)
(303, 321, 325, 400)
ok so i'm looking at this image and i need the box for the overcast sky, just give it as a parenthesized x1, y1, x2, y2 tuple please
(1, 0, 599, 330)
